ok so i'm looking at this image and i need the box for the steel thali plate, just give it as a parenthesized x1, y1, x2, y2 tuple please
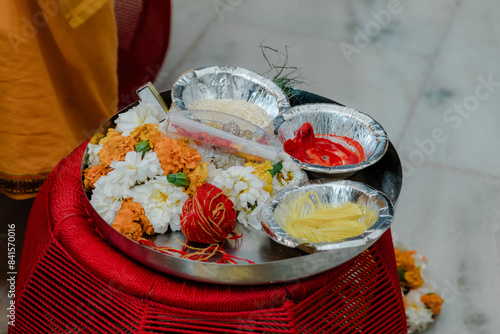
(82, 90, 403, 285)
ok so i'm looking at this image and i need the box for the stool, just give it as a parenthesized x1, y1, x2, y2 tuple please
(11, 142, 407, 333)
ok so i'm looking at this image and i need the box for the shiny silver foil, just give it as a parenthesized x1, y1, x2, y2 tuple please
(170, 65, 290, 124)
(261, 179, 394, 253)
(274, 103, 388, 178)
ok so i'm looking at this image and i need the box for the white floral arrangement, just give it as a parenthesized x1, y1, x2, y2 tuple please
(393, 234, 444, 333)
(83, 102, 308, 241)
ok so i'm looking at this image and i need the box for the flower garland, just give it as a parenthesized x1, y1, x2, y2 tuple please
(83, 102, 309, 262)
(394, 237, 444, 333)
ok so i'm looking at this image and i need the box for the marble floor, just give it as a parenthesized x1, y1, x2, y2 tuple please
(155, 0, 500, 333)
(2, 1, 499, 333)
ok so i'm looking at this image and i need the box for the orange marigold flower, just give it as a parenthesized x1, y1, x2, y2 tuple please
(98, 128, 123, 144)
(97, 130, 138, 166)
(83, 164, 112, 190)
(395, 248, 416, 271)
(154, 136, 201, 175)
(89, 126, 108, 145)
(421, 293, 444, 316)
(129, 123, 163, 148)
(112, 198, 154, 241)
(402, 296, 407, 309)
(186, 162, 208, 197)
(403, 267, 424, 289)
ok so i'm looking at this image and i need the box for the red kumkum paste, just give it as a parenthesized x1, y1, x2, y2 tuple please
(283, 122, 364, 167)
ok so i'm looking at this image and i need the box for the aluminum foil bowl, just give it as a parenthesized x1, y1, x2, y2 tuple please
(274, 103, 388, 179)
(171, 65, 290, 128)
(261, 179, 394, 254)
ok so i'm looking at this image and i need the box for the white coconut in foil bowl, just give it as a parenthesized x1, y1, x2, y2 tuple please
(171, 65, 290, 130)
(274, 103, 389, 179)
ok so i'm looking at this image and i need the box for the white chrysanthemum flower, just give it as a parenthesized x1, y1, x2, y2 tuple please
(90, 175, 130, 224)
(115, 102, 165, 136)
(272, 154, 309, 194)
(210, 166, 263, 206)
(206, 163, 219, 180)
(411, 252, 432, 285)
(236, 203, 269, 230)
(418, 279, 438, 296)
(210, 147, 246, 169)
(108, 151, 163, 187)
(86, 143, 102, 167)
(129, 176, 188, 233)
(412, 255, 438, 295)
(210, 166, 270, 229)
(405, 289, 434, 334)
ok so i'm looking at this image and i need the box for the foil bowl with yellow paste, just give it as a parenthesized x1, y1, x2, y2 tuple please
(261, 179, 394, 254)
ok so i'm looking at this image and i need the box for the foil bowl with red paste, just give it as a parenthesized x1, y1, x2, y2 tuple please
(274, 103, 389, 179)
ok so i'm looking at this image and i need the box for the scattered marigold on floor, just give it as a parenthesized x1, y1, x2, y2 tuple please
(394, 244, 445, 333)
(420, 293, 444, 316)
(403, 267, 424, 289)
(395, 248, 416, 271)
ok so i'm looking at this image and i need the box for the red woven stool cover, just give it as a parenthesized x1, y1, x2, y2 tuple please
(11, 142, 407, 334)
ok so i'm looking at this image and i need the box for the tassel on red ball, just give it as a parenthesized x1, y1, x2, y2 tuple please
(180, 183, 240, 244)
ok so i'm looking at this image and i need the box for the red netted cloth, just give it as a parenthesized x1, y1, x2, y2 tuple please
(11, 142, 406, 334)
(115, 0, 172, 110)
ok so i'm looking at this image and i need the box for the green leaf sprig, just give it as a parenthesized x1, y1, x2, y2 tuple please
(260, 41, 306, 99)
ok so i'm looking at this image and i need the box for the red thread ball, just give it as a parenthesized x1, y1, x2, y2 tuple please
(180, 183, 238, 244)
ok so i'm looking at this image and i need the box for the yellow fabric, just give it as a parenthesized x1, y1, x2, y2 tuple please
(58, 0, 111, 28)
(0, 0, 118, 199)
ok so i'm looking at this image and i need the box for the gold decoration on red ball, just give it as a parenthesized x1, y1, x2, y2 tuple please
(180, 183, 240, 244)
